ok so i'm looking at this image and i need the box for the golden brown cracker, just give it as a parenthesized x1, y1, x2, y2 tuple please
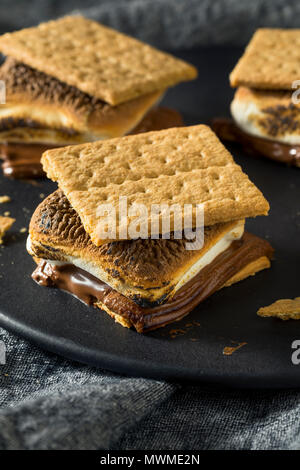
(0, 16, 197, 105)
(42, 125, 269, 246)
(222, 256, 271, 288)
(230, 29, 300, 90)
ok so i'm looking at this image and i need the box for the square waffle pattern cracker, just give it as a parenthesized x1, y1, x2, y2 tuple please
(0, 15, 197, 106)
(230, 29, 300, 90)
(42, 125, 269, 246)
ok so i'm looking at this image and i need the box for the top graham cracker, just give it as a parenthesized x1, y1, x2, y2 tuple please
(0, 15, 197, 106)
(230, 29, 300, 90)
(42, 125, 269, 246)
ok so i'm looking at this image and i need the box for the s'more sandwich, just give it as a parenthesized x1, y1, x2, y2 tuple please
(213, 29, 300, 167)
(0, 16, 197, 179)
(27, 125, 273, 333)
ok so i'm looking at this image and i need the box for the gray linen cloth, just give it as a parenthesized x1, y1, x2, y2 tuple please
(1, 326, 300, 450)
(1, 0, 300, 450)
(1, 0, 300, 47)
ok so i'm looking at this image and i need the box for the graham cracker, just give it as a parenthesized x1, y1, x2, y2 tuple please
(42, 125, 269, 246)
(0, 16, 197, 106)
(0, 215, 15, 244)
(222, 256, 271, 288)
(257, 297, 300, 320)
(230, 29, 300, 90)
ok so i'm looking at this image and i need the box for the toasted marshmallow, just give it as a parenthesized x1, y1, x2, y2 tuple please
(0, 58, 164, 143)
(174, 220, 244, 292)
(26, 220, 245, 298)
(0, 126, 96, 145)
(27, 219, 245, 305)
(27, 190, 246, 306)
(231, 86, 300, 145)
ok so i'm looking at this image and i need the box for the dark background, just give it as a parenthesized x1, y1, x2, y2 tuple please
(1, 0, 300, 48)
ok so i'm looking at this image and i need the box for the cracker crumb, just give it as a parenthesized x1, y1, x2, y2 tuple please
(169, 328, 186, 339)
(167, 320, 201, 339)
(39, 193, 45, 199)
(20, 227, 27, 233)
(223, 342, 247, 356)
(258, 297, 300, 320)
(0, 196, 10, 204)
(0, 216, 15, 244)
(3, 211, 10, 216)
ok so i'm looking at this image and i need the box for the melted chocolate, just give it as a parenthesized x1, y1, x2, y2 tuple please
(128, 107, 183, 135)
(212, 118, 300, 167)
(0, 142, 58, 178)
(0, 107, 183, 179)
(32, 232, 273, 333)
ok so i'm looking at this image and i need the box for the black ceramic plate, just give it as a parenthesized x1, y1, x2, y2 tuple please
(0, 48, 299, 388)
